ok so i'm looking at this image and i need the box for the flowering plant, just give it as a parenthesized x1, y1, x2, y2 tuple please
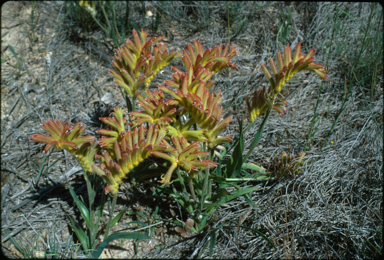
(31, 29, 327, 255)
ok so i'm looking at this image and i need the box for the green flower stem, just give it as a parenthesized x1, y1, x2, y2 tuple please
(83, 173, 96, 249)
(172, 185, 178, 195)
(110, 2, 122, 45)
(202, 164, 210, 194)
(207, 179, 212, 202)
(194, 143, 212, 229)
(243, 106, 272, 162)
(94, 190, 106, 240)
(176, 166, 187, 195)
(90, 175, 101, 249)
(89, 13, 109, 39)
(209, 147, 214, 161)
(228, 97, 275, 159)
(188, 175, 197, 204)
(198, 169, 203, 182)
(202, 143, 211, 196)
(104, 195, 117, 239)
(199, 167, 210, 217)
(100, 5, 112, 36)
(243, 121, 254, 134)
(201, 145, 212, 207)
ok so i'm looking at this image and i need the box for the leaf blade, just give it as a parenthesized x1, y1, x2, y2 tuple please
(67, 184, 91, 229)
(244, 107, 272, 162)
(209, 230, 217, 257)
(92, 232, 151, 259)
(225, 118, 244, 178)
(67, 215, 89, 252)
(109, 208, 128, 229)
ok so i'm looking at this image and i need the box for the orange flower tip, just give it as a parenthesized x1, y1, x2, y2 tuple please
(104, 186, 116, 195)
(158, 174, 173, 185)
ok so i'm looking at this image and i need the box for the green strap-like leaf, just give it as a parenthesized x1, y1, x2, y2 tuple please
(209, 188, 229, 202)
(150, 206, 160, 234)
(209, 230, 217, 257)
(199, 236, 210, 259)
(244, 107, 272, 162)
(225, 117, 244, 178)
(205, 186, 259, 214)
(125, 220, 148, 228)
(109, 208, 128, 229)
(243, 193, 258, 209)
(92, 232, 151, 259)
(96, 191, 107, 228)
(7, 45, 18, 59)
(67, 184, 91, 229)
(127, 210, 150, 219)
(67, 215, 90, 252)
(216, 160, 222, 177)
(241, 163, 266, 173)
(4, 229, 27, 256)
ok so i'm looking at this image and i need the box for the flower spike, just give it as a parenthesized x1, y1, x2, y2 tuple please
(30, 120, 98, 175)
(261, 43, 328, 96)
(94, 123, 168, 195)
(246, 42, 328, 122)
(182, 40, 237, 74)
(98, 106, 128, 149)
(151, 137, 217, 184)
(110, 29, 182, 97)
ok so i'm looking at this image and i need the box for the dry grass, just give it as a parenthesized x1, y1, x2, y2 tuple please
(1, 1, 382, 259)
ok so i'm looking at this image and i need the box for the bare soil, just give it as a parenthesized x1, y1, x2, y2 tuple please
(1, 1, 382, 259)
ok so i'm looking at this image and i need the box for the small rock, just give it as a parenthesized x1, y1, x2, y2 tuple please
(101, 92, 114, 104)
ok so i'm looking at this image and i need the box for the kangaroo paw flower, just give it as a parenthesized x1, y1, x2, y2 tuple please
(182, 40, 237, 74)
(261, 43, 328, 97)
(94, 123, 168, 195)
(130, 89, 176, 128)
(97, 106, 128, 149)
(30, 120, 97, 174)
(110, 29, 181, 96)
(245, 86, 270, 122)
(152, 136, 217, 183)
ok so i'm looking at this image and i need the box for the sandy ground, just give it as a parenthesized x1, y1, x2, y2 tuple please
(1, 1, 382, 259)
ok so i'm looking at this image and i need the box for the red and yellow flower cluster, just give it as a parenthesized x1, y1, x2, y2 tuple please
(31, 29, 327, 196)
